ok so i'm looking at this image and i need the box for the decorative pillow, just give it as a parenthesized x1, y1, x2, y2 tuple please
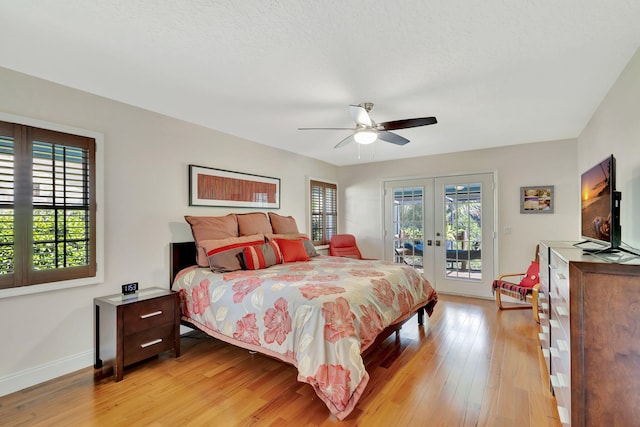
(237, 212, 273, 236)
(301, 239, 319, 257)
(240, 241, 283, 270)
(268, 212, 300, 234)
(185, 215, 239, 266)
(519, 261, 540, 288)
(265, 232, 307, 241)
(202, 234, 265, 272)
(275, 238, 311, 263)
(266, 233, 318, 257)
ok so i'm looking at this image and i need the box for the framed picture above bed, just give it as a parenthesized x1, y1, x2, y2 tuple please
(189, 165, 280, 208)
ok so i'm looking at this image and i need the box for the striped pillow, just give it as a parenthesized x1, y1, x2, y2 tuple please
(241, 241, 283, 270)
(203, 235, 265, 272)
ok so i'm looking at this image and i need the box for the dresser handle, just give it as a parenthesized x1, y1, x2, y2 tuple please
(557, 339, 569, 352)
(141, 338, 163, 348)
(140, 310, 162, 319)
(557, 406, 570, 424)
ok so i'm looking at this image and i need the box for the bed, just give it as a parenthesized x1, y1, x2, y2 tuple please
(172, 208, 438, 419)
(170, 240, 438, 420)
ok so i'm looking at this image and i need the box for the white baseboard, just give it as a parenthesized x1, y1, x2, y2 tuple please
(0, 349, 93, 397)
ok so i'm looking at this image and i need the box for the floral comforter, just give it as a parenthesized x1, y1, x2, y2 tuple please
(172, 256, 438, 419)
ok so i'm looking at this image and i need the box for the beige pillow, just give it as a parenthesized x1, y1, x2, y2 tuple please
(237, 212, 273, 236)
(268, 212, 300, 234)
(201, 234, 265, 272)
(185, 214, 239, 266)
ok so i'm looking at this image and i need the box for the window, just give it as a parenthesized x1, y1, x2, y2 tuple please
(310, 179, 337, 246)
(0, 120, 96, 289)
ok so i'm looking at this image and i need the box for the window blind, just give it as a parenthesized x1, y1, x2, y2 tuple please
(0, 121, 96, 289)
(310, 180, 337, 246)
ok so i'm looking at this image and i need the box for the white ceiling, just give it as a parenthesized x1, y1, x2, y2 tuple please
(1, 1, 639, 166)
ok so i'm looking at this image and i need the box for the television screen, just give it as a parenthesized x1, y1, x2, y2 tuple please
(580, 155, 620, 248)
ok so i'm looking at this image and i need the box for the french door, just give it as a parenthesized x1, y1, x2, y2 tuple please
(384, 173, 495, 298)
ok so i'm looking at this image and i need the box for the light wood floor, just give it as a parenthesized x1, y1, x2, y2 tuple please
(0, 294, 561, 426)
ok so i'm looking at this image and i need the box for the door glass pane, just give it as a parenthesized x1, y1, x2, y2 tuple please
(444, 183, 482, 280)
(393, 186, 423, 270)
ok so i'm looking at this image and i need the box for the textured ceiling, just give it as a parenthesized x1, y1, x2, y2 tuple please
(1, 1, 639, 166)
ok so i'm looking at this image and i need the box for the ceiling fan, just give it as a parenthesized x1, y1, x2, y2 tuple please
(298, 102, 437, 148)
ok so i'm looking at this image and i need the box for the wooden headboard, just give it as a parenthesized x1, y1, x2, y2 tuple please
(170, 242, 197, 286)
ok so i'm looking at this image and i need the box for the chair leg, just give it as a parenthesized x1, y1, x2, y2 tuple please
(496, 290, 533, 311)
(495, 289, 504, 309)
(531, 285, 540, 323)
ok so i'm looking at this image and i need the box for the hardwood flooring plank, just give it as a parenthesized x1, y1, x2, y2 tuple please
(0, 295, 562, 426)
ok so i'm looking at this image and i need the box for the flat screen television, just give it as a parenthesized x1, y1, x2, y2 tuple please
(579, 154, 621, 252)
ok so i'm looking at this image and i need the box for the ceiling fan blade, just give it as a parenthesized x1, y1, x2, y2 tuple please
(298, 127, 353, 130)
(378, 117, 437, 131)
(349, 105, 372, 127)
(334, 134, 355, 148)
(378, 131, 410, 146)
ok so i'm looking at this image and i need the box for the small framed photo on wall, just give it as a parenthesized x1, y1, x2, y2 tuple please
(520, 185, 554, 214)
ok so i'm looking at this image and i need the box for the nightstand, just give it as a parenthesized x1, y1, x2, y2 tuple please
(94, 287, 180, 381)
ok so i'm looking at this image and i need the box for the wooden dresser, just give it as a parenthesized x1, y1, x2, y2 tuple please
(542, 243, 640, 426)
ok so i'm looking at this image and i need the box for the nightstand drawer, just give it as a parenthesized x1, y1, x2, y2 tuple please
(123, 297, 176, 335)
(124, 323, 176, 366)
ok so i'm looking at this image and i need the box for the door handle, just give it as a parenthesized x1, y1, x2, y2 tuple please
(427, 240, 433, 246)
(435, 240, 441, 246)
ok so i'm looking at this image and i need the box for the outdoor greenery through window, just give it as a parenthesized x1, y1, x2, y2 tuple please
(445, 183, 482, 279)
(0, 120, 96, 289)
(310, 179, 337, 246)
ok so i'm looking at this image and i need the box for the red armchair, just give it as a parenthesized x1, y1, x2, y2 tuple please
(329, 234, 366, 259)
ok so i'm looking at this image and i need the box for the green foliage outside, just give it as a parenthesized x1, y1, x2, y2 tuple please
(0, 208, 89, 275)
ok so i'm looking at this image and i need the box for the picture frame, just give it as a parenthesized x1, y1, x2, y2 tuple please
(520, 185, 554, 214)
(189, 165, 280, 208)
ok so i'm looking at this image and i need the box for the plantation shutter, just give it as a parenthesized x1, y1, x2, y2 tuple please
(310, 180, 337, 246)
(0, 122, 16, 287)
(0, 121, 96, 289)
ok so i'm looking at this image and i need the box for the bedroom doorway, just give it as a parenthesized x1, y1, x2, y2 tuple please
(384, 173, 495, 298)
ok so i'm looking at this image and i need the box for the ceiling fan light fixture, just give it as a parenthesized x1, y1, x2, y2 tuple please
(354, 129, 377, 144)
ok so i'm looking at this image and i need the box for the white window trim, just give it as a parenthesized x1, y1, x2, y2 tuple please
(0, 111, 104, 299)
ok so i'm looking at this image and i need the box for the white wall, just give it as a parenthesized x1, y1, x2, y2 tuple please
(0, 67, 338, 396)
(338, 139, 580, 283)
(578, 48, 640, 250)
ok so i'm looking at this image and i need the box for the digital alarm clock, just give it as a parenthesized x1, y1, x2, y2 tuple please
(121, 282, 139, 299)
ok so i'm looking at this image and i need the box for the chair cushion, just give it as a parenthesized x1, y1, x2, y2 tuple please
(329, 234, 362, 258)
(519, 261, 540, 288)
(492, 279, 532, 301)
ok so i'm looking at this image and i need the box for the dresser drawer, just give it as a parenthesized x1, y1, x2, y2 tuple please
(123, 296, 176, 335)
(538, 244, 549, 289)
(553, 294, 570, 334)
(550, 252, 570, 302)
(123, 323, 176, 366)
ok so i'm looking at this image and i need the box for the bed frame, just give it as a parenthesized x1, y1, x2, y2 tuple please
(169, 241, 435, 355)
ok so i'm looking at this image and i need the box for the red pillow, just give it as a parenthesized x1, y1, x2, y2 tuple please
(275, 238, 310, 263)
(519, 261, 540, 288)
